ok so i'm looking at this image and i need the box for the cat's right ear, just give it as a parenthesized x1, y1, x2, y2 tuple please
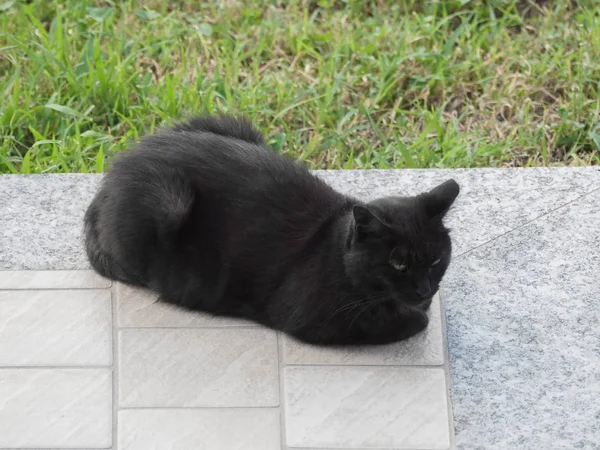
(420, 179, 460, 220)
(353, 205, 384, 240)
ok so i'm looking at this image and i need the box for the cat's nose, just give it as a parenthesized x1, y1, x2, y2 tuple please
(415, 279, 431, 298)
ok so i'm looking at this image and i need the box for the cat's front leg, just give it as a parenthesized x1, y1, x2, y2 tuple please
(418, 297, 433, 312)
(399, 310, 429, 338)
(361, 310, 429, 345)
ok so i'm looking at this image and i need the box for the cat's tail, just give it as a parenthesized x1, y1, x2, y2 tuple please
(83, 195, 140, 285)
(148, 169, 196, 240)
(83, 163, 196, 286)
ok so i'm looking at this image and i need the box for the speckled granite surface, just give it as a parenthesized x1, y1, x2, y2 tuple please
(444, 187, 600, 450)
(0, 174, 101, 270)
(2, 168, 599, 269)
(1, 167, 600, 449)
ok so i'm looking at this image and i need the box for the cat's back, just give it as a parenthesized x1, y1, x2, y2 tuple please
(113, 117, 340, 209)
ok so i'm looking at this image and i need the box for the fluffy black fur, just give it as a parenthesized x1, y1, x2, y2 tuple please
(84, 115, 459, 346)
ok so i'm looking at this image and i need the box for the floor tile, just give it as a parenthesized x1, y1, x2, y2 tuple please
(116, 283, 252, 327)
(0, 290, 112, 366)
(0, 269, 110, 289)
(445, 190, 600, 450)
(0, 368, 112, 448)
(119, 408, 280, 450)
(283, 295, 444, 366)
(119, 328, 279, 407)
(284, 366, 450, 449)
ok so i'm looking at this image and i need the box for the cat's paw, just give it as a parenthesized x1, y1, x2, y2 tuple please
(414, 311, 429, 330)
(418, 297, 433, 312)
(394, 311, 429, 342)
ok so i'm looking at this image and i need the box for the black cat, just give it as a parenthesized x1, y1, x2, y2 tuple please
(84, 115, 459, 346)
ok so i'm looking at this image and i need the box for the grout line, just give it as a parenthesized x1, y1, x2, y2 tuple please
(282, 363, 448, 369)
(0, 269, 103, 272)
(454, 184, 600, 260)
(0, 447, 445, 450)
(277, 331, 288, 450)
(116, 325, 260, 330)
(118, 405, 284, 410)
(111, 283, 119, 450)
(282, 448, 451, 450)
(0, 365, 117, 370)
(282, 447, 451, 450)
(438, 286, 456, 450)
(0, 286, 111, 291)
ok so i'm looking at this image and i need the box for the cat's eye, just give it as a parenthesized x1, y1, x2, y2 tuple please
(390, 261, 408, 273)
(431, 258, 441, 267)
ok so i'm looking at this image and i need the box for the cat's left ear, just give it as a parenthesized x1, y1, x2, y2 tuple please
(352, 205, 386, 240)
(420, 179, 460, 219)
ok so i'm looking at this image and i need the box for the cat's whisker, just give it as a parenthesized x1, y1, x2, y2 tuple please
(321, 298, 366, 324)
(348, 302, 379, 329)
(327, 293, 388, 319)
(345, 294, 394, 327)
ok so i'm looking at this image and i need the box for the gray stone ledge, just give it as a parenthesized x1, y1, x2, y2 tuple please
(1, 167, 599, 450)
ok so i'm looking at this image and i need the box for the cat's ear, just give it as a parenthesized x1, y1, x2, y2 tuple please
(420, 179, 459, 219)
(353, 205, 385, 239)
(353, 205, 376, 226)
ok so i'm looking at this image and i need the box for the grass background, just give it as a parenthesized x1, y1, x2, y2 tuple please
(1, 0, 599, 173)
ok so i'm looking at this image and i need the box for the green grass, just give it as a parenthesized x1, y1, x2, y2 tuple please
(1, 0, 599, 173)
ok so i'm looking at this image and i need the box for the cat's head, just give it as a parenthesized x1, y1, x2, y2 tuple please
(344, 179, 459, 306)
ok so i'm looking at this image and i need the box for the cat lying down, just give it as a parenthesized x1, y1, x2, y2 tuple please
(85, 115, 459, 346)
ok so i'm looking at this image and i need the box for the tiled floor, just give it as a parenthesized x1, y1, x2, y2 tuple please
(0, 270, 453, 450)
(5, 168, 599, 449)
